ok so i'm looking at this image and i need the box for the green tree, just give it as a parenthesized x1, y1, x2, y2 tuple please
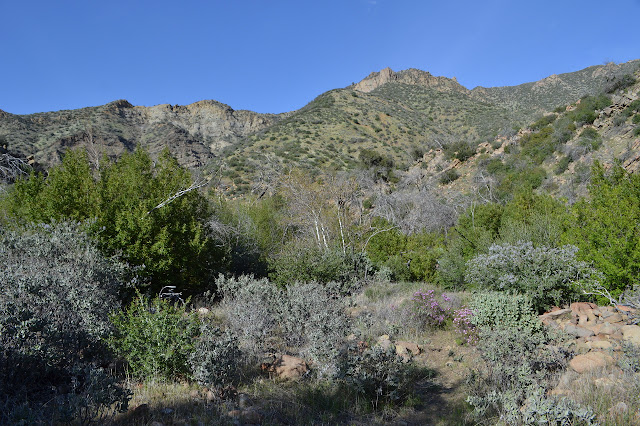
(566, 162, 640, 295)
(2, 147, 216, 294)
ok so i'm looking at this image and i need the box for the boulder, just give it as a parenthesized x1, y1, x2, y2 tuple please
(621, 324, 640, 345)
(570, 352, 613, 373)
(570, 302, 598, 314)
(264, 355, 309, 379)
(564, 324, 595, 338)
(395, 341, 421, 356)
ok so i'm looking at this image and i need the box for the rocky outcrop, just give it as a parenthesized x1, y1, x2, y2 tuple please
(353, 67, 469, 94)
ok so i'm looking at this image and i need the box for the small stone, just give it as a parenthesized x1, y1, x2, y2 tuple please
(206, 390, 216, 401)
(197, 307, 210, 315)
(395, 341, 421, 355)
(588, 340, 613, 350)
(189, 389, 200, 398)
(265, 354, 309, 379)
(564, 324, 595, 338)
(570, 302, 598, 313)
(607, 313, 624, 323)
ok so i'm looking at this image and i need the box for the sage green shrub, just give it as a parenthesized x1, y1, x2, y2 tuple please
(465, 242, 597, 311)
(188, 324, 241, 389)
(469, 291, 542, 334)
(0, 222, 130, 423)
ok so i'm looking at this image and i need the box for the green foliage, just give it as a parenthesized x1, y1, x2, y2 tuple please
(269, 245, 370, 290)
(567, 94, 612, 126)
(520, 126, 556, 164)
(554, 155, 572, 175)
(632, 113, 640, 125)
(566, 162, 640, 295)
(530, 114, 557, 131)
(469, 292, 542, 333)
(439, 168, 460, 184)
(577, 127, 602, 152)
(109, 294, 200, 380)
(366, 222, 444, 282)
(465, 242, 596, 312)
(188, 324, 241, 389)
(443, 139, 476, 162)
(3, 147, 215, 293)
(0, 222, 130, 423)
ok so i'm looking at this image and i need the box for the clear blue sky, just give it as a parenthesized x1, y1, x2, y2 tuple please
(2, 0, 639, 115)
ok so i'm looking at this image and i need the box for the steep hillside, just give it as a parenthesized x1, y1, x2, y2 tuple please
(0, 99, 283, 168)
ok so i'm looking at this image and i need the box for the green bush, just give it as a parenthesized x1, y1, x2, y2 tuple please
(554, 155, 572, 175)
(188, 324, 241, 389)
(530, 114, 557, 131)
(577, 127, 602, 152)
(0, 222, 130, 423)
(439, 168, 460, 184)
(465, 242, 596, 311)
(109, 294, 200, 380)
(469, 292, 542, 334)
(269, 245, 370, 291)
(567, 162, 640, 295)
(444, 139, 476, 162)
(3, 148, 216, 294)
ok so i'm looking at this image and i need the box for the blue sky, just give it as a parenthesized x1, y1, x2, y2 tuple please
(2, 0, 639, 115)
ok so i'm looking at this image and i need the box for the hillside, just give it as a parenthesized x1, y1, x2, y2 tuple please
(0, 59, 638, 194)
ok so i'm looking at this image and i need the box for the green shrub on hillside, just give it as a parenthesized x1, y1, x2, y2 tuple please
(469, 292, 542, 334)
(567, 162, 640, 296)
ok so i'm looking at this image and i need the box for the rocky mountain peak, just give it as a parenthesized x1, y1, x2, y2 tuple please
(353, 67, 469, 94)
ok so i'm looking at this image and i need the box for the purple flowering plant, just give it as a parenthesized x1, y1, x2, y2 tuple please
(410, 289, 452, 329)
(452, 307, 477, 345)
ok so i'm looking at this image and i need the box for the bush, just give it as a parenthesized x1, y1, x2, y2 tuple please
(109, 294, 200, 380)
(339, 343, 412, 408)
(467, 326, 573, 424)
(269, 245, 370, 291)
(189, 324, 241, 389)
(469, 292, 542, 334)
(0, 222, 130, 423)
(444, 139, 476, 162)
(218, 275, 351, 375)
(4, 148, 215, 294)
(439, 168, 460, 184)
(465, 242, 597, 312)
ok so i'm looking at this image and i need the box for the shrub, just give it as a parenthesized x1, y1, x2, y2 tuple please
(554, 155, 572, 175)
(189, 324, 241, 389)
(269, 245, 370, 291)
(466, 326, 572, 424)
(444, 139, 476, 162)
(469, 292, 542, 334)
(218, 275, 351, 375)
(4, 148, 215, 294)
(339, 343, 412, 408)
(109, 294, 200, 380)
(0, 222, 130, 423)
(465, 242, 597, 311)
(410, 289, 452, 329)
(530, 114, 557, 131)
(439, 168, 460, 184)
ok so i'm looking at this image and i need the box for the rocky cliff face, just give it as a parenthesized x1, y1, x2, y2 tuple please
(354, 67, 469, 94)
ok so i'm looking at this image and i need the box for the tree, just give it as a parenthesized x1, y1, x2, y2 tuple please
(2, 147, 217, 294)
(566, 162, 640, 295)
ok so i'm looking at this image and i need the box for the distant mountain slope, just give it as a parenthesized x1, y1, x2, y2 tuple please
(0, 99, 283, 168)
(0, 59, 638, 192)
